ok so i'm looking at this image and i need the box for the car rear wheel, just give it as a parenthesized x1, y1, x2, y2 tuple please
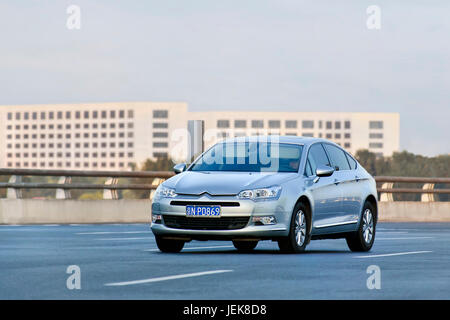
(232, 240, 258, 252)
(155, 236, 185, 253)
(346, 201, 376, 252)
(278, 202, 310, 253)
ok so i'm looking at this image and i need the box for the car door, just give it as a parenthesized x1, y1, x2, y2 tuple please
(322, 143, 361, 225)
(304, 143, 343, 231)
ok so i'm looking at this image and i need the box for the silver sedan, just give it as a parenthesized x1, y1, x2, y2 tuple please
(151, 136, 377, 253)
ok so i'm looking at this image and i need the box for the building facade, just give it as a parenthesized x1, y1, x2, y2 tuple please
(0, 102, 399, 170)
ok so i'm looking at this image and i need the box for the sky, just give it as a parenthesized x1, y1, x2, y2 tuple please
(0, 0, 449, 156)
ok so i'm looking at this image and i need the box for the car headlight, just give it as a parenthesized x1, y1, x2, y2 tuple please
(238, 186, 281, 200)
(155, 185, 177, 198)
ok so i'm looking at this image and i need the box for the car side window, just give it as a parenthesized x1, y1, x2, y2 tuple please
(305, 159, 313, 176)
(323, 144, 350, 171)
(306, 143, 331, 175)
(346, 153, 357, 170)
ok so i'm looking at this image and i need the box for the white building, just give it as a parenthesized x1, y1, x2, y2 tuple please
(0, 102, 399, 170)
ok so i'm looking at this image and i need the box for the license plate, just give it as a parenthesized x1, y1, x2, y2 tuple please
(186, 205, 221, 218)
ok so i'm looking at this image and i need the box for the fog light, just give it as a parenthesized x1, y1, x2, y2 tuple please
(152, 214, 162, 224)
(252, 216, 276, 225)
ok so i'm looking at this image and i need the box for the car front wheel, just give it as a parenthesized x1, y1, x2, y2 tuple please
(155, 236, 185, 253)
(346, 201, 376, 252)
(278, 203, 310, 253)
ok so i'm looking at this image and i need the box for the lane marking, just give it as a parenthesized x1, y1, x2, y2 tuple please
(76, 231, 151, 235)
(376, 231, 408, 234)
(355, 250, 432, 258)
(144, 245, 234, 252)
(377, 236, 433, 240)
(96, 237, 154, 241)
(105, 270, 233, 286)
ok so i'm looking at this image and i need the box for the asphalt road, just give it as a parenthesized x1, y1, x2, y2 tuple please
(0, 222, 449, 299)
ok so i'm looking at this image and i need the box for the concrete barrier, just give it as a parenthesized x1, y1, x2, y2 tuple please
(0, 199, 449, 224)
(378, 202, 450, 222)
(0, 199, 151, 224)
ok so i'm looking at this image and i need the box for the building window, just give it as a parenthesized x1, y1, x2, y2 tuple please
(153, 110, 168, 118)
(302, 120, 314, 129)
(286, 120, 297, 129)
(128, 110, 134, 118)
(24, 112, 29, 120)
(335, 121, 341, 129)
(303, 133, 314, 137)
(101, 111, 107, 119)
(326, 121, 332, 129)
(119, 110, 125, 118)
(369, 133, 383, 139)
(153, 152, 168, 158)
(369, 142, 383, 148)
(268, 120, 280, 129)
(369, 121, 383, 129)
(335, 133, 341, 139)
(49, 112, 54, 120)
(251, 120, 264, 128)
(153, 142, 168, 148)
(234, 120, 247, 128)
(344, 121, 351, 129)
(153, 122, 168, 129)
(326, 133, 332, 139)
(110, 110, 116, 119)
(217, 120, 230, 128)
(7, 112, 12, 120)
(16, 112, 21, 120)
(344, 143, 351, 148)
(153, 132, 168, 138)
(344, 133, 351, 139)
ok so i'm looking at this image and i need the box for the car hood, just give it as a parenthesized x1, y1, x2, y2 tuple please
(163, 171, 298, 196)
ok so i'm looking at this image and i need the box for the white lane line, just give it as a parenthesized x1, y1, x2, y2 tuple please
(376, 237, 434, 240)
(105, 270, 233, 286)
(76, 231, 151, 235)
(96, 237, 154, 241)
(376, 232, 409, 234)
(144, 245, 234, 252)
(355, 251, 432, 259)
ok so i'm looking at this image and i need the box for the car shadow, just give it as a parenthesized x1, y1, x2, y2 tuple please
(153, 249, 351, 255)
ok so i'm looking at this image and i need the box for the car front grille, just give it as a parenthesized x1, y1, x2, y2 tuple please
(169, 201, 240, 207)
(162, 215, 249, 230)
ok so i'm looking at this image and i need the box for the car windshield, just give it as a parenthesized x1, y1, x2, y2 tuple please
(189, 142, 303, 172)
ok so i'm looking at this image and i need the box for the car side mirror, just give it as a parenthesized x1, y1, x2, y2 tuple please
(173, 163, 187, 174)
(316, 165, 335, 177)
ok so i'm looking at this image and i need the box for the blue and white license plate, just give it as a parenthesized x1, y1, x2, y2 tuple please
(186, 205, 221, 218)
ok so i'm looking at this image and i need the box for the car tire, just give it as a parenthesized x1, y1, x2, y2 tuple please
(278, 202, 310, 253)
(155, 235, 185, 253)
(346, 201, 376, 252)
(232, 240, 258, 252)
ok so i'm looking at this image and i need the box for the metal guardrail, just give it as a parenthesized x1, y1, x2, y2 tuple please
(0, 168, 175, 200)
(0, 168, 449, 201)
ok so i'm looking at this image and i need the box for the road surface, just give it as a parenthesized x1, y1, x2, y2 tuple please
(0, 222, 449, 299)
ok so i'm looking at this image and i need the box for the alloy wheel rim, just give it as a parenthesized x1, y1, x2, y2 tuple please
(362, 209, 374, 244)
(294, 210, 306, 246)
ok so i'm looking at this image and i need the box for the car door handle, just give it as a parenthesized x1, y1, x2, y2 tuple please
(355, 175, 360, 182)
(334, 179, 340, 185)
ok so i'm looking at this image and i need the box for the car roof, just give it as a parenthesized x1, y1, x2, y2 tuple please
(220, 135, 337, 148)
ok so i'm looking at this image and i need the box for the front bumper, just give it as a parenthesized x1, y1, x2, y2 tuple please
(150, 194, 290, 240)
